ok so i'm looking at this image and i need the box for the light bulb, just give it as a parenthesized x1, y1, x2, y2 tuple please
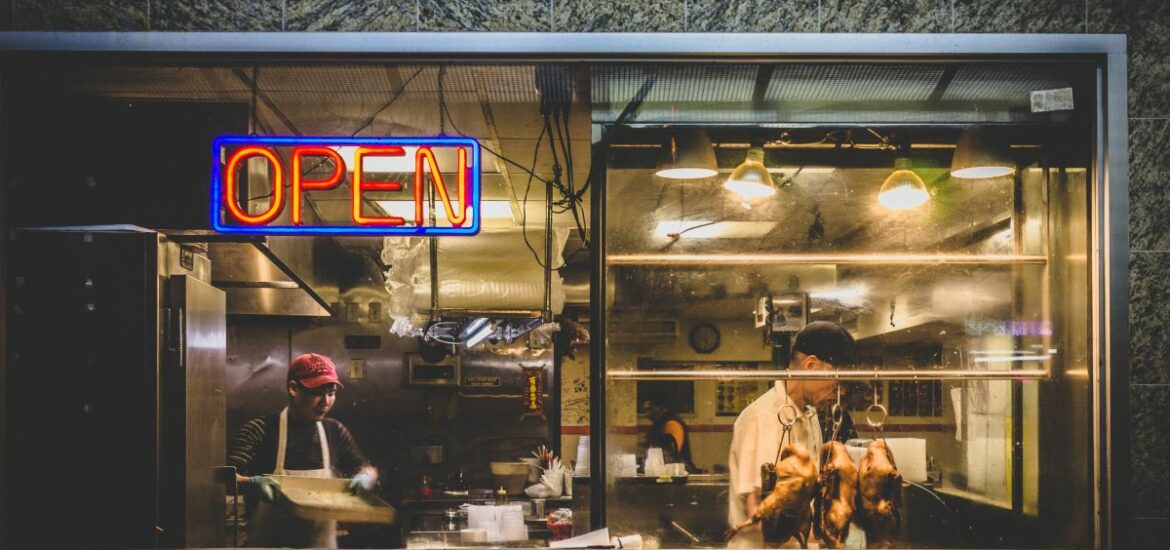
(724, 147, 775, 201)
(878, 158, 930, 210)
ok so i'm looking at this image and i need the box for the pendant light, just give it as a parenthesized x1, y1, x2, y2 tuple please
(723, 147, 775, 201)
(655, 129, 718, 180)
(951, 127, 1015, 179)
(878, 135, 929, 210)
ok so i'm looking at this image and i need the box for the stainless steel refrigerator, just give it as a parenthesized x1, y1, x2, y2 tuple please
(4, 227, 226, 548)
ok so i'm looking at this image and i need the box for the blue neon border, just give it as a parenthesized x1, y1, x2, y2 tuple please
(211, 135, 482, 236)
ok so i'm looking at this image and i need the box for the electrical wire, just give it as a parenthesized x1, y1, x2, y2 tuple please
(520, 124, 552, 270)
(246, 66, 424, 201)
(437, 77, 552, 186)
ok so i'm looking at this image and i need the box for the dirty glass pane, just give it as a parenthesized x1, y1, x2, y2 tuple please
(602, 61, 1094, 549)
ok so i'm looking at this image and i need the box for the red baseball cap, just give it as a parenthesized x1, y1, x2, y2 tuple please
(289, 353, 343, 389)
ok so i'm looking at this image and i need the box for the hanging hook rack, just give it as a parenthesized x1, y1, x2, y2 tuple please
(866, 382, 888, 440)
(830, 381, 845, 442)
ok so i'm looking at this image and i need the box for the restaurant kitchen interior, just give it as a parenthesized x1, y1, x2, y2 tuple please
(0, 35, 1128, 550)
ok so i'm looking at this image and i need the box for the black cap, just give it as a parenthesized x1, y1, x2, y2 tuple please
(792, 321, 857, 367)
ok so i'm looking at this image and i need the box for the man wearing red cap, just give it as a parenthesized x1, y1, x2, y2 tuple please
(228, 353, 378, 548)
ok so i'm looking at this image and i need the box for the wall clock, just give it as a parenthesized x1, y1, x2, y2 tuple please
(688, 323, 720, 354)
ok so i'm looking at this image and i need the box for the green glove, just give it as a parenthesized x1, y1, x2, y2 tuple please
(250, 476, 282, 503)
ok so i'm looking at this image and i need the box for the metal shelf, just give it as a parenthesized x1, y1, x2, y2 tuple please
(606, 368, 1049, 381)
(606, 253, 1049, 266)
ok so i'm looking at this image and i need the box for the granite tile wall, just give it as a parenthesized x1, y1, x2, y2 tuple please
(287, 0, 415, 32)
(1130, 252, 1170, 385)
(421, 0, 547, 32)
(152, 0, 282, 31)
(553, 0, 684, 32)
(1129, 119, 1170, 253)
(1089, 1, 1170, 119)
(1131, 384, 1170, 516)
(3, 0, 1170, 545)
(13, 0, 147, 31)
(954, 0, 1087, 33)
(686, 0, 818, 33)
(820, 0, 950, 33)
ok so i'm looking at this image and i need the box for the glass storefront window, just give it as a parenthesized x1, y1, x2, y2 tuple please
(600, 62, 1096, 548)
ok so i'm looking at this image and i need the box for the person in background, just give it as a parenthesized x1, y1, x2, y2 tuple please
(641, 390, 701, 474)
(726, 321, 859, 548)
(228, 353, 378, 548)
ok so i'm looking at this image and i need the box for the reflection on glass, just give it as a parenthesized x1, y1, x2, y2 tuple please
(605, 114, 1092, 548)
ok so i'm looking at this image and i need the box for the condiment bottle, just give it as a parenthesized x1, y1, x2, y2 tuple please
(495, 486, 508, 505)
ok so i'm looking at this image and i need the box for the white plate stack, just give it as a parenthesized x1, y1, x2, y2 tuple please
(467, 504, 528, 542)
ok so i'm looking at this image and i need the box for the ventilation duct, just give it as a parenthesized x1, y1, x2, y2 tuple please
(381, 228, 569, 334)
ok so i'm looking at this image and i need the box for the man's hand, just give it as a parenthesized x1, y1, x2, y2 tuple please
(250, 475, 282, 503)
(348, 473, 376, 493)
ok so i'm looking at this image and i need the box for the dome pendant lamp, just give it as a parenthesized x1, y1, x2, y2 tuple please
(951, 127, 1015, 179)
(723, 147, 776, 201)
(655, 129, 718, 180)
(878, 135, 929, 210)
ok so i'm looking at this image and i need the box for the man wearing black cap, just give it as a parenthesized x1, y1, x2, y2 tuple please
(227, 353, 378, 548)
(726, 321, 858, 548)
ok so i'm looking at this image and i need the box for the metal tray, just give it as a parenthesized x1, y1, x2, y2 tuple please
(271, 475, 397, 524)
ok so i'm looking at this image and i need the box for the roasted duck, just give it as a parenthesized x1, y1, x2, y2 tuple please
(855, 439, 903, 547)
(725, 443, 818, 547)
(814, 441, 859, 549)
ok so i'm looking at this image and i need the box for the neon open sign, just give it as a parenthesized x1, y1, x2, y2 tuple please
(211, 136, 481, 235)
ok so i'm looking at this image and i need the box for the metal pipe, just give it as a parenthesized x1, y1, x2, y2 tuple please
(607, 253, 1048, 266)
(606, 368, 1050, 381)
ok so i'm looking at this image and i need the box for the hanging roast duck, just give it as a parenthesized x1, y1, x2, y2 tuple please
(725, 443, 818, 547)
(855, 439, 903, 547)
(814, 440, 859, 548)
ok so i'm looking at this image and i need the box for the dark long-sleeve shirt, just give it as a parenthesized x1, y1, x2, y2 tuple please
(228, 413, 370, 478)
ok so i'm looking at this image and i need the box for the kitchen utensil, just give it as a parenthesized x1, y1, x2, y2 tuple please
(490, 461, 530, 494)
(519, 457, 542, 482)
(268, 475, 396, 524)
(461, 528, 486, 543)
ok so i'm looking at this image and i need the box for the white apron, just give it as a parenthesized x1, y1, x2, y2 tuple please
(247, 408, 338, 548)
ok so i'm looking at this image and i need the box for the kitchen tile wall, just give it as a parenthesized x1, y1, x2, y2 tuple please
(3, 0, 1167, 542)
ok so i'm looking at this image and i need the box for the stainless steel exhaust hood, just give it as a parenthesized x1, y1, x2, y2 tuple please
(167, 232, 336, 317)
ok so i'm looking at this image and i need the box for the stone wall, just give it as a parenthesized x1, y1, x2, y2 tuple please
(3, 0, 1167, 544)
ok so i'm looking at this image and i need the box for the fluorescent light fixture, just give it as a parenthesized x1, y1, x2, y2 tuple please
(654, 220, 778, 239)
(774, 166, 836, 175)
(375, 200, 514, 224)
(724, 147, 775, 201)
(877, 158, 929, 210)
(465, 321, 495, 348)
(972, 355, 1052, 363)
(809, 286, 868, 301)
(951, 128, 1015, 179)
(460, 317, 490, 339)
(655, 129, 718, 180)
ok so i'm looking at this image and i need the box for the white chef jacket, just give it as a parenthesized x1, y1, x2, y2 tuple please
(727, 381, 823, 546)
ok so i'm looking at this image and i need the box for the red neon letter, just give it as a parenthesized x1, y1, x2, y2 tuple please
(224, 147, 283, 225)
(413, 147, 470, 227)
(352, 146, 406, 225)
(292, 147, 345, 225)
